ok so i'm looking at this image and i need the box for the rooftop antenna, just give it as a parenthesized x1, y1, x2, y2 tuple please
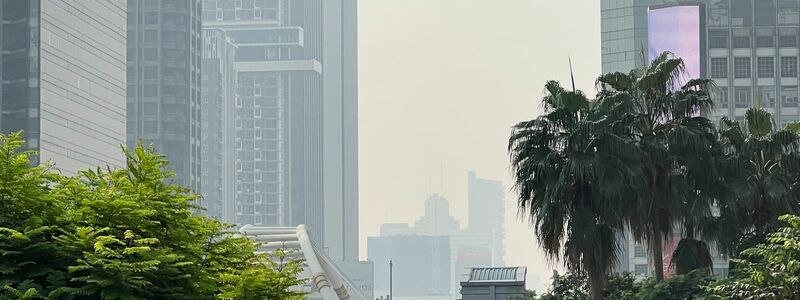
(440, 161, 444, 194)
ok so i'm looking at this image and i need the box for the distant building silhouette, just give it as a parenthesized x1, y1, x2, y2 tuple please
(368, 235, 451, 298)
(467, 171, 506, 266)
(370, 173, 506, 299)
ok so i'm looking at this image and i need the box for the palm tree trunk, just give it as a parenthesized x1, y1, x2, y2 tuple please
(650, 235, 665, 281)
(587, 270, 607, 300)
(589, 280, 604, 300)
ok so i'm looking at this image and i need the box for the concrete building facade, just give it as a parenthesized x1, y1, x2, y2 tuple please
(0, 0, 127, 174)
(127, 0, 202, 191)
(201, 0, 358, 261)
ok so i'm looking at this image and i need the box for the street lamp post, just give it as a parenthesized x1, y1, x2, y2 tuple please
(389, 260, 393, 300)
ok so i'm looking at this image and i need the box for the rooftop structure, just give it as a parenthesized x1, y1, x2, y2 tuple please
(459, 267, 527, 300)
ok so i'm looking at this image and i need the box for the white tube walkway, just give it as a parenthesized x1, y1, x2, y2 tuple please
(239, 224, 369, 300)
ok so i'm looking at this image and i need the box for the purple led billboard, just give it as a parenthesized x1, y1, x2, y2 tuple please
(648, 5, 701, 80)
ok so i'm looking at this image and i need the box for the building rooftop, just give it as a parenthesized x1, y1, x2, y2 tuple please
(465, 267, 526, 283)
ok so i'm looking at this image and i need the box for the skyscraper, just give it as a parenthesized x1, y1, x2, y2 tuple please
(201, 0, 358, 261)
(201, 28, 237, 222)
(467, 171, 506, 266)
(599, 0, 800, 276)
(127, 0, 202, 192)
(0, 1, 127, 174)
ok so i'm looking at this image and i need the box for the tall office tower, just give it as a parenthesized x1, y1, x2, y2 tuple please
(127, 0, 202, 192)
(467, 171, 506, 266)
(600, 0, 800, 277)
(0, 1, 126, 174)
(201, 29, 237, 222)
(202, 0, 358, 261)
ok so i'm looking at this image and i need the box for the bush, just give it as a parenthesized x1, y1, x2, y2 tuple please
(0, 132, 306, 299)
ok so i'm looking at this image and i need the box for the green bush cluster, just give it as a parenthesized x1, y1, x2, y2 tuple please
(0, 132, 306, 300)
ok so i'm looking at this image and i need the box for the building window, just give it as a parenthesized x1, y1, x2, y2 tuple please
(758, 57, 775, 78)
(709, 29, 729, 49)
(144, 12, 158, 24)
(144, 66, 157, 79)
(634, 244, 647, 258)
(783, 86, 799, 107)
(780, 35, 798, 47)
(734, 57, 751, 78)
(716, 88, 729, 108)
(144, 84, 158, 97)
(144, 48, 158, 61)
(635, 264, 649, 276)
(144, 121, 157, 134)
(779, 0, 800, 25)
(757, 36, 774, 48)
(143, 30, 158, 43)
(733, 36, 751, 48)
(735, 87, 752, 108)
(709, 0, 729, 27)
(710, 58, 728, 78)
(143, 103, 158, 115)
(758, 86, 776, 108)
(782, 56, 798, 77)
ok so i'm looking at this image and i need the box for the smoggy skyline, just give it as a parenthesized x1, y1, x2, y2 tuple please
(358, 1, 602, 290)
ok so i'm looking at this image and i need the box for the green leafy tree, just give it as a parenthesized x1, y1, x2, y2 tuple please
(596, 51, 718, 280)
(636, 270, 713, 300)
(0, 132, 66, 299)
(709, 215, 800, 299)
(217, 250, 306, 300)
(537, 272, 589, 300)
(509, 80, 642, 299)
(0, 132, 307, 299)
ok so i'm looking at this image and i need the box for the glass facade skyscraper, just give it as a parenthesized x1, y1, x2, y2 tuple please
(127, 0, 202, 192)
(0, 1, 127, 174)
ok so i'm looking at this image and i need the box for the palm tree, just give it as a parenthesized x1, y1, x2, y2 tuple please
(509, 81, 642, 299)
(595, 52, 717, 280)
(710, 107, 800, 256)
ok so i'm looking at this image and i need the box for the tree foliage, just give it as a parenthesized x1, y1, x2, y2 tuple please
(709, 215, 800, 299)
(0, 132, 306, 299)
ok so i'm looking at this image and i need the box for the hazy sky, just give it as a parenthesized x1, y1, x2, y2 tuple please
(358, 1, 601, 291)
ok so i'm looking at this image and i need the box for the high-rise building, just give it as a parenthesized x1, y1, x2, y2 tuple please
(0, 1, 127, 173)
(599, 0, 800, 276)
(201, 0, 358, 261)
(467, 171, 506, 266)
(127, 0, 202, 192)
(201, 28, 237, 222)
(368, 235, 451, 298)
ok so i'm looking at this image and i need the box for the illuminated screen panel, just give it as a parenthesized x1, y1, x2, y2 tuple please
(648, 6, 702, 278)
(648, 5, 701, 80)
